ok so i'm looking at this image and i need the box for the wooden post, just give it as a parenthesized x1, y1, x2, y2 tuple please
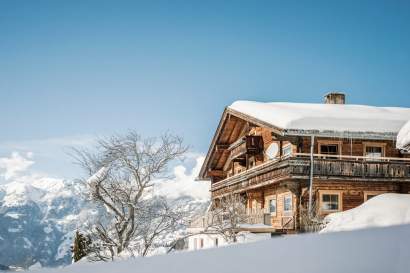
(308, 135, 315, 218)
(295, 190, 301, 231)
(279, 140, 283, 157)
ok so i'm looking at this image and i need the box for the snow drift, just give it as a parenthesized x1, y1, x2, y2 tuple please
(396, 120, 410, 151)
(33, 224, 410, 273)
(321, 193, 410, 233)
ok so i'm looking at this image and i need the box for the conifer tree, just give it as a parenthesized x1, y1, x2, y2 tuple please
(71, 230, 92, 263)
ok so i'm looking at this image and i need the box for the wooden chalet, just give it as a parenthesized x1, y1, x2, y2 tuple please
(198, 92, 410, 232)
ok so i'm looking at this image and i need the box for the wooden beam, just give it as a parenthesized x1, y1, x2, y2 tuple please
(215, 144, 229, 152)
(208, 169, 226, 177)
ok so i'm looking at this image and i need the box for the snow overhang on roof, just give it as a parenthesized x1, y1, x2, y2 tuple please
(228, 101, 410, 139)
(397, 120, 410, 151)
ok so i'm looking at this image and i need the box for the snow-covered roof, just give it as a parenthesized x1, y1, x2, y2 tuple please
(229, 101, 410, 138)
(397, 120, 410, 151)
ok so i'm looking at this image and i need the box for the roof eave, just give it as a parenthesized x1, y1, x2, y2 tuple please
(198, 108, 229, 180)
(198, 107, 286, 180)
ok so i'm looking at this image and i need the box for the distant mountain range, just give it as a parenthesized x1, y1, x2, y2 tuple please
(0, 178, 209, 269)
(0, 178, 89, 268)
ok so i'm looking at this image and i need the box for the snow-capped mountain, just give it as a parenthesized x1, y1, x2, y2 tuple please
(0, 179, 209, 269)
(0, 178, 91, 268)
(0, 152, 209, 269)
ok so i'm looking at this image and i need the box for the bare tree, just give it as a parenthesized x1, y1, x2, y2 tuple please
(133, 197, 185, 257)
(72, 132, 188, 260)
(207, 194, 248, 243)
(165, 194, 248, 253)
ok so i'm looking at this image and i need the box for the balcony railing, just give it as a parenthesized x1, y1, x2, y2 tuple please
(229, 135, 263, 161)
(189, 208, 267, 229)
(211, 153, 410, 194)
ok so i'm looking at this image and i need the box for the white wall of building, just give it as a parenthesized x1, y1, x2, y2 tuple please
(187, 232, 271, 251)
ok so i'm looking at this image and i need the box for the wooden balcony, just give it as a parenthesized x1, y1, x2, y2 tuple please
(228, 135, 263, 161)
(211, 154, 410, 195)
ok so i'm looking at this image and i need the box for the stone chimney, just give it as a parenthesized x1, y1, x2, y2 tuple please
(324, 92, 346, 104)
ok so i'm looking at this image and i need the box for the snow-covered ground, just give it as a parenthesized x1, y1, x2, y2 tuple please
(321, 193, 410, 233)
(32, 224, 410, 273)
(397, 120, 410, 151)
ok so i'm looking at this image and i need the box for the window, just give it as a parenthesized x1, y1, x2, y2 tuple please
(321, 194, 339, 211)
(268, 198, 277, 215)
(199, 238, 204, 249)
(365, 194, 377, 201)
(282, 144, 292, 157)
(284, 195, 292, 212)
(214, 238, 219, 247)
(320, 144, 339, 155)
(364, 192, 383, 201)
(365, 146, 384, 159)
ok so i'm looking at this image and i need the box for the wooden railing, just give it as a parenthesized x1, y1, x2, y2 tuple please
(211, 154, 410, 193)
(228, 136, 263, 161)
(245, 208, 265, 225)
(230, 141, 247, 160)
(189, 209, 266, 229)
(293, 153, 410, 163)
(292, 153, 410, 179)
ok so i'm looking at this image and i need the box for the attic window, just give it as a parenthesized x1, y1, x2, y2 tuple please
(366, 146, 383, 158)
(319, 144, 339, 155)
(364, 143, 385, 159)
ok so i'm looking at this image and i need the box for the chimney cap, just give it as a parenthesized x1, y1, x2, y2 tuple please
(324, 91, 346, 97)
(324, 92, 346, 104)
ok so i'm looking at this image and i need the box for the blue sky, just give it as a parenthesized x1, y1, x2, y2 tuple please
(1, 0, 410, 181)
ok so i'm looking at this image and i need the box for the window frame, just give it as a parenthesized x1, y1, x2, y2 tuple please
(364, 191, 385, 201)
(363, 142, 386, 159)
(283, 194, 293, 213)
(318, 140, 342, 156)
(282, 143, 293, 157)
(319, 190, 342, 214)
(267, 197, 277, 216)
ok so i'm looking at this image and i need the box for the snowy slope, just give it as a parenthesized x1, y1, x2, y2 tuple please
(229, 101, 410, 133)
(321, 193, 410, 233)
(397, 120, 410, 151)
(32, 224, 410, 273)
